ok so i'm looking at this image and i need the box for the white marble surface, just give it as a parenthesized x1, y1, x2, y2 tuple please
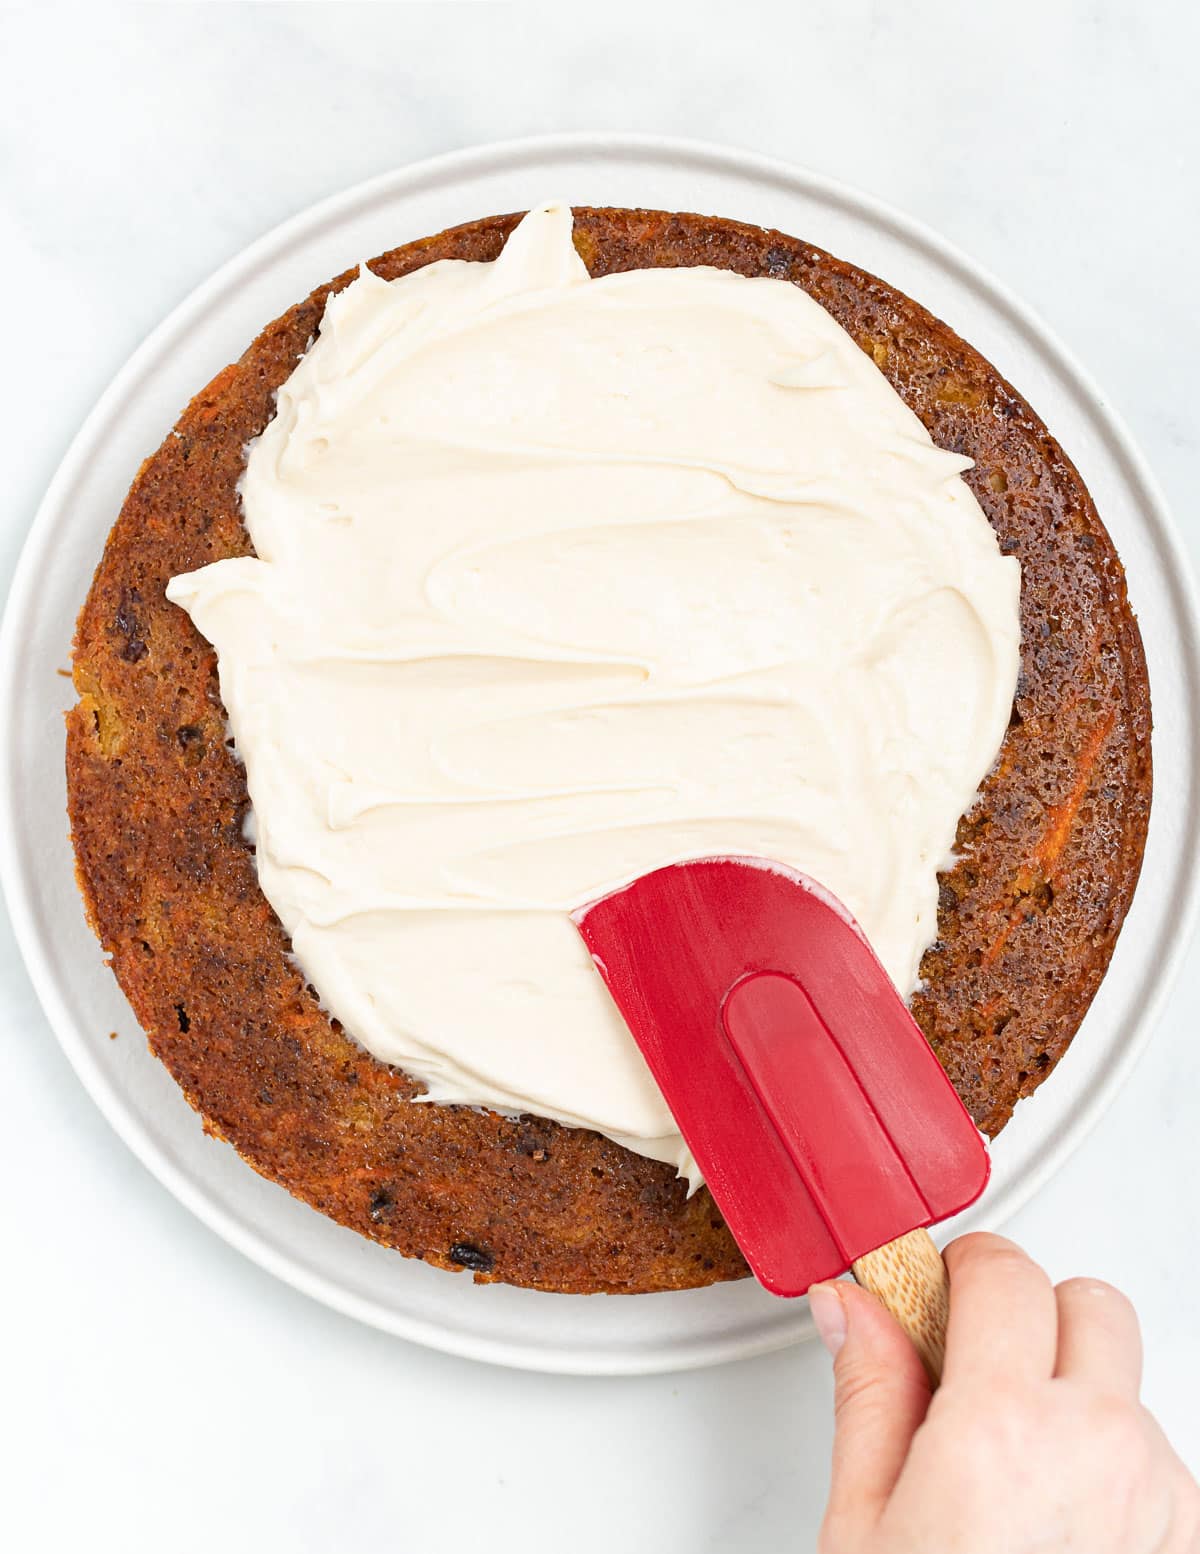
(1, 5, 1197, 1550)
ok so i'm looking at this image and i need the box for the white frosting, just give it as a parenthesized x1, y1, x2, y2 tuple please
(167, 202, 1021, 1186)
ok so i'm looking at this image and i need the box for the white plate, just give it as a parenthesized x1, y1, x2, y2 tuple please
(3, 134, 1198, 1376)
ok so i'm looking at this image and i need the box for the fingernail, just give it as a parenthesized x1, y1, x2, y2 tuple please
(809, 1282, 848, 1358)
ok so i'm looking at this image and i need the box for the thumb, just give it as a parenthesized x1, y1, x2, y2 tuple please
(811, 1281, 933, 1541)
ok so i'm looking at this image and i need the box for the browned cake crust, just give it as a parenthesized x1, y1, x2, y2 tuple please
(66, 209, 1151, 1294)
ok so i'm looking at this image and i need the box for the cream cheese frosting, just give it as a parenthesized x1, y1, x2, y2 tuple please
(167, 202, 1021, 1186)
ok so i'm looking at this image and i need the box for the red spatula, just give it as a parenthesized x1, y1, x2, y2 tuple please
(572, 856, 990, 1382)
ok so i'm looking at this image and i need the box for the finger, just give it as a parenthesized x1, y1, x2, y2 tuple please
(941, 1232, 1058, 1387)
(815, 1281, 933, 1539)
(1054, 1277, 1143, 1396)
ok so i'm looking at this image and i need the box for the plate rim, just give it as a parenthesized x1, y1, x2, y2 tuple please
(3, 130, 1198, 1375)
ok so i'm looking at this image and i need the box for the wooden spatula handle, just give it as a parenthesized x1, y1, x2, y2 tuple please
(851, 1228, 949, 1386)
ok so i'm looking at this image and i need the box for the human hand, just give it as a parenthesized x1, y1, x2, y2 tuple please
(810, 1233, 1200, 1553)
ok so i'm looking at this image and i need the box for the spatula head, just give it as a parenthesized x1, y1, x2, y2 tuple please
(573, 857, 989, 1296)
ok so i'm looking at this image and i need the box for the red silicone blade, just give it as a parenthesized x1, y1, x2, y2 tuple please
(572, 857, 989, 1296)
